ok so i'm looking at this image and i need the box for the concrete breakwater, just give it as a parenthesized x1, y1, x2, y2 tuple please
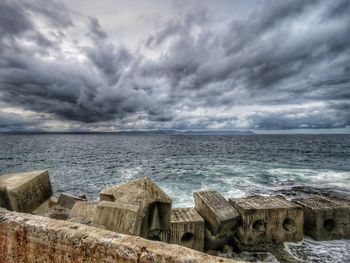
(0, 208, 240, 263)
(0, 170, 350, 263)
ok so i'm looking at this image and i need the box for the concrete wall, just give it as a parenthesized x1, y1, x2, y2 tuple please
(0, 208, 242, 263)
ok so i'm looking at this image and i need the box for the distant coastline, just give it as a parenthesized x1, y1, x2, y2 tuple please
(2, 128, 350, 135)
(0, 130, 256, 135)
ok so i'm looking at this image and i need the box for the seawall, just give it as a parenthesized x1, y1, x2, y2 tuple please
(0, 208, 241, 263)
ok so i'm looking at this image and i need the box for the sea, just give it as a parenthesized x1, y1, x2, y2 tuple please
(0, 133, 349, 262)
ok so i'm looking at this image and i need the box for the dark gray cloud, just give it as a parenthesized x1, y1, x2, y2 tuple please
(0, 0, 349, 131)
(0, 112, 41, 132)
(0, 0, 33, 37)
(88, 17, 108, 41)
(0, 0, 165, 125)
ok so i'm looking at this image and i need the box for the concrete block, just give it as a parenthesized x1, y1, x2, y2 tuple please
(67, 201, 98, 225)
(32, 196, 58, 215)
(293, 196, 350, 240)
(194, 190, 239, 235)
(93, 201, 143, 235)
(100, 177, 172, 238)
(57, 193, 86, 209)
(170, 208, 205, 251)
(229, 195, 303, 245)
(0, 170, 52, 213)
(0, 208, 239, 263)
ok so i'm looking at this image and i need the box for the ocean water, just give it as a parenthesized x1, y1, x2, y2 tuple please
(0, 134, 349, 262)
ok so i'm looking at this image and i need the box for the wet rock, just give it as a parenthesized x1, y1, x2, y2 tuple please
(0, 208, 241, 263)
(276, 186, 350, 202)
(0, 170, 52, 213)
(293, 196, 350, 240)
(269, 248, 305, 263)
(222, 244, 234, 254)
(99, 177, 172, 238)
(287, 237, 350, 263)
(204, 226, 235, 250)
(229, 195, 303, 245)
(194, 190, 240, 235)
(57, 193, 87, 209)
(234, 241, 304, 263)
(222, 251, 279, 263)
(206, 249, 219, 256)
(170, 207, 205, 251)
(254, 252, 280, 263)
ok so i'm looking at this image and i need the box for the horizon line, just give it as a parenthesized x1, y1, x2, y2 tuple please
(0, 128, 349, 135)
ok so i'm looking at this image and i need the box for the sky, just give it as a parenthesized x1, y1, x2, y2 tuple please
(0, 0, 349, 133)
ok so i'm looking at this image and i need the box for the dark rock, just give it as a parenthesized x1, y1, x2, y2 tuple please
(276, 186, 350, 202)
(204, 226, 235, 250)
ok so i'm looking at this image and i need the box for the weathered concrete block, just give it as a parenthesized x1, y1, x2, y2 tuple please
(0, 208, 240, 263)
(57, 193, 87, 209)
(93, 200, 143, 235)
(32, 197, 70, 221)
(67, 201, 98, 225)
(170, 208, 205, 252)
(229, 195, 303, 246)
(194, 190, 240, 235)
(32, 196, 58, 215)
(293, 196, 350, 240)
(100, 177, 172, 238)
(0, 170, 52, 213)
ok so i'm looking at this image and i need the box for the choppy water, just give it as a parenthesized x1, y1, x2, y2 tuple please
(0, 134, 349, 262)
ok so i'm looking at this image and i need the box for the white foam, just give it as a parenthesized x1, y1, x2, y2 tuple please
(118, 166, 142, 179)
(287, 237, 350, 262)
(267, 167, 350, 190)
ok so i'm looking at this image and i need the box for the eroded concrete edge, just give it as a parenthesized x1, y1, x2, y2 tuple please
(0, 208, 243, 263)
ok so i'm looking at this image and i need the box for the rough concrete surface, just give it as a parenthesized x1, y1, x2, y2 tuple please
(229, 195, 303, 246)
(57, 193, 87, 209)
(194, 190, 239, 235)
(68, 201, 98, 225)
(294, 196, 350, 240)
(0, 170, 52, 213)
(32, 196, 58, 215)
(0, 208, 242, 263)
(100, 177, 172, 238)
(93, 201, 143, 235)
(170, 207, 205, 252)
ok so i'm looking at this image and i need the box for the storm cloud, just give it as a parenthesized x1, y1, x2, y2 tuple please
(0, 0, 349, 132)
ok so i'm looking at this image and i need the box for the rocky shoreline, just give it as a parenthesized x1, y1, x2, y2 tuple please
(0, 170, 349, 262)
